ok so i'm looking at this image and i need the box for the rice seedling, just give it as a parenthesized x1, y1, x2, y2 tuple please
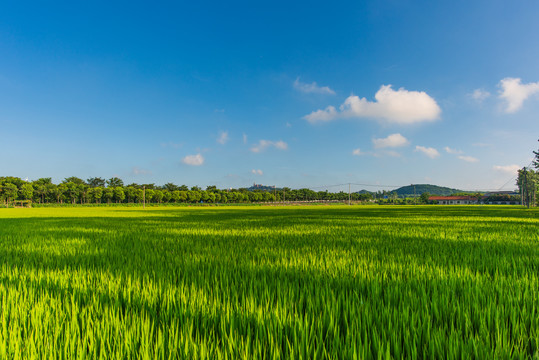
(0, 206, 537, 359)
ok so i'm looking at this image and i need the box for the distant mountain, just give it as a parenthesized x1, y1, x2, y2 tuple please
(394, 184, 463, 197)
(356, 189, 373, 195)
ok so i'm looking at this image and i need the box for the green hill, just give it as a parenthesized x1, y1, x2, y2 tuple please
(394, 184, 463, 197)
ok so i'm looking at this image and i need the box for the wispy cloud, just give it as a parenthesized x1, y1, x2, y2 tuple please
(293, 77, 335, 95)
(493, 164, 520, 174)
(243, 133, 248, 144)
(470, 89, 490, 102)
(217, 130, 229, 145)
(352, 148, 363, 156)
(182, 153, 204, 166)
(415, 145, 440, 159)
(458, 155, 479, 163)
(499, 77, 539, 113)
(444, 146, 463, 154)
(304, 85, 441, 124)
(132, 167, 152, 175)
(251, 169, 263, 175)
(373, 133, 409, 149)
(250, 140, 288, 153)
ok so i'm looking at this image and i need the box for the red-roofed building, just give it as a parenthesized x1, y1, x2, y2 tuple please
(428, 196, 476, 205)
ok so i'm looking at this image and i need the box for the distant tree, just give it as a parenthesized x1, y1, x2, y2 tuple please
(533, 139, 539, 169)
(93, 187, 104, 203)
(125, 186, 136, 202)
(107, 177, 124, 188)
(420, 192, 430, 204)
(103, 187, 114, 203)
(135, 188, 144, 203)
(179, 185, 189, 191)
(153, 190, 164, 203)
(113, 187, 125, 203)
(63, 177, 86, 185)
(65, 182, 81, 204)
(1, 183, 18, 203)
(191, 186, 201, 192)
(145, 189, 154, 203)
(163, 183, 179, 192)
(78, 184, 89, 204)
(56, 183, 67, 203)
(517, 168, 537, 207)
(34, 177, 52, 185)
(87, 177, 106, 188)
(162, 190, 172, 203)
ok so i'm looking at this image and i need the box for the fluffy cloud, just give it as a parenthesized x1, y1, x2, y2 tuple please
(458, 155, 479, 163)
(352, 148, 363, 156)
(372, 133, 409, 149)
(499, 77, 539, 113)
(182, 153, 204, 166)
(217, 131, 229, 145)
(304, 85, 441, 124)
(493, 164, 520, 174)
(294, 78, 335, 95)
(470, 89, 490, 102)
(415, 146, 440, 159)
(251, 169, 263, 175)
(444, 146, 463, 154)
(250, 140, 288, 153)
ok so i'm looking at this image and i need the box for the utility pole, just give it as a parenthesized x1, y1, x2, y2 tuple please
(348, 183, 351, 206)
(143, 185, 146, 209)
(283, 188, 286, 203)
(413, 184, 416, 205)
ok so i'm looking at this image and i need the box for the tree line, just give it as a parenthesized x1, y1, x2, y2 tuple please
(0, 176, 376, 206)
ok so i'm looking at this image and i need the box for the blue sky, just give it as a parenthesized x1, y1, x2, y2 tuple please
(1, 0, 538, 191)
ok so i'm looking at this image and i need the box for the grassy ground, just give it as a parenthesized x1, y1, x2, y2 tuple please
(0, 205, 538, 359)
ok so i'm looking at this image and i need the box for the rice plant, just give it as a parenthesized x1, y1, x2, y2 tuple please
(0, 206, 537, 359)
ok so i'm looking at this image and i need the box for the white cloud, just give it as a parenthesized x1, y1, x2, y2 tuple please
(293, 77, 335, 95)
(372, 133, 409, 148)
(444, 146, 463, 154)
(499, 77, 539, 113)
(493, 164, 520, 174)
(304, 85, 441, 124)
(243, 133, 248, 144)
(415, 145, 440, 159)
(182, 153, 204, 166)
(458, 155, 479, 163)
(251, 169, 263, 175)
(132, 167, 151, 175)
(470, 89, 490, 102)
(217, 131, 229, 145)
(250, 140, 288, 153)
(352, 148, 363, 156)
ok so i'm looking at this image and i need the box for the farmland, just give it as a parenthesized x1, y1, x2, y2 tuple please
(0, 205, 538, 359)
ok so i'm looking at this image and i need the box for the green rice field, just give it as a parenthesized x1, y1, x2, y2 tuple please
(0, 205, 538, 359)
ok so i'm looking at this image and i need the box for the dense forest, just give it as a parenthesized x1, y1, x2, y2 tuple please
(0, 176, 377, 205)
